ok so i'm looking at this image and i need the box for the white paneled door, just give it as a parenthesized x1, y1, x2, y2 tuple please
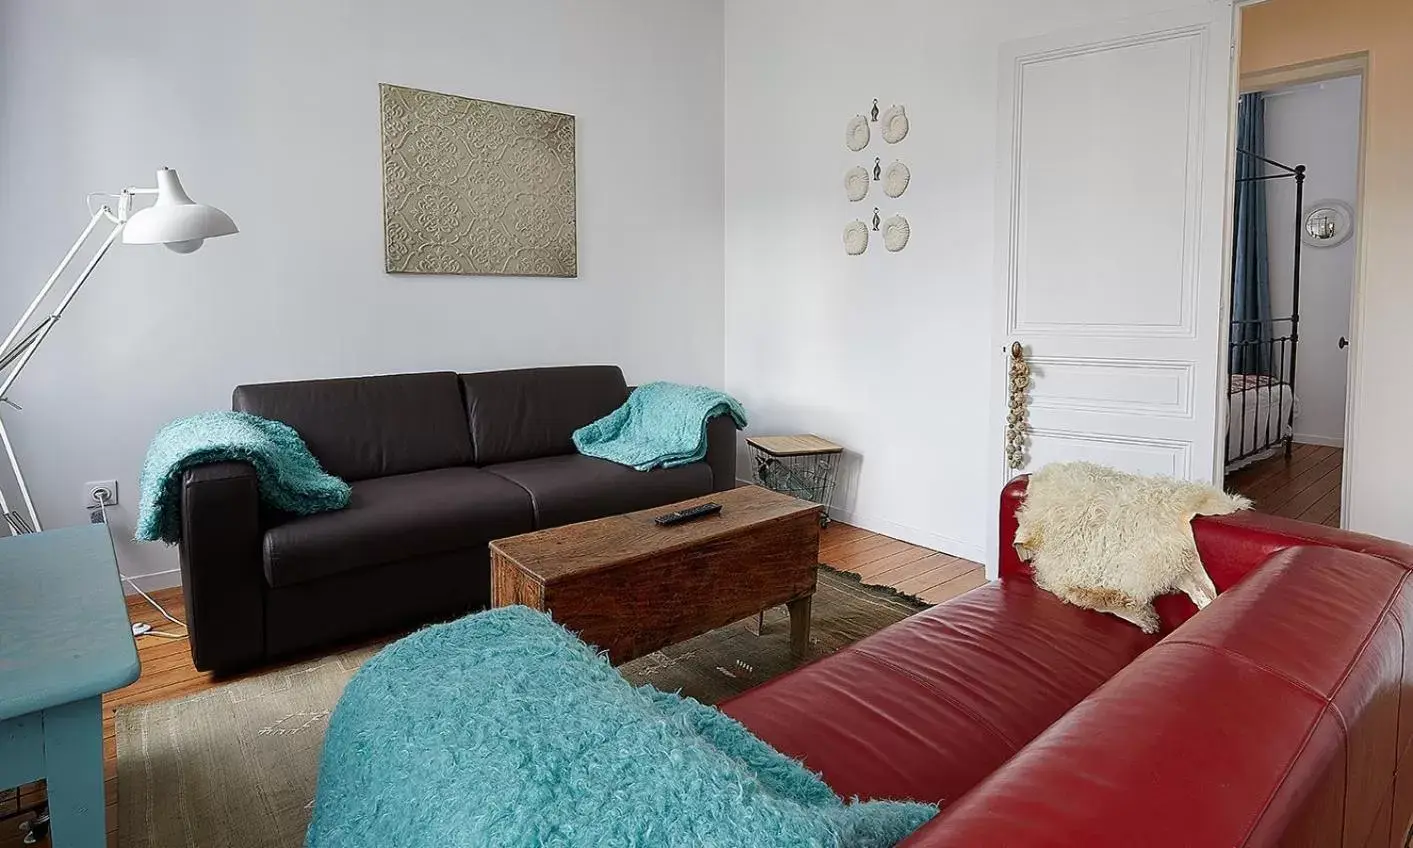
(990, 2, 1237, 535)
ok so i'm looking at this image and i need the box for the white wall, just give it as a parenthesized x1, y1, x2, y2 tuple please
(0, 0, 725, 589)
(724, 0, 1220, 562)
(1264, 75, 1361, 447)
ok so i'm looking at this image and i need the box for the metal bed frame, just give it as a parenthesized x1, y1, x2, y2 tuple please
(1227, 150, 1306, 468)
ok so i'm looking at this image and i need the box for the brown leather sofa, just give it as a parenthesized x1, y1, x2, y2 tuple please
(177, 365, 736, 673)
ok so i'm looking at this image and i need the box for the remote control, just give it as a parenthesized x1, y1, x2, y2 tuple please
(654, 502, 723, 526)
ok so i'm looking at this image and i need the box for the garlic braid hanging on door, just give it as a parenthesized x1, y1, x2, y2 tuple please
(1006, 342, 1031, 470)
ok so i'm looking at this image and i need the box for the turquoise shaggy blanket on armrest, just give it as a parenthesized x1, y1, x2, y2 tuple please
(307, 606, 935, 848)
(136, 411, 350, 544)
(572, 381, 747, 471)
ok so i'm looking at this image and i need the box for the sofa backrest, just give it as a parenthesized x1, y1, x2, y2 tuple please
(459, 366, 628, 466)
(902, 544, 1413, 847)
(997, 475, 1413, 632)
(233, 372, 473, 482)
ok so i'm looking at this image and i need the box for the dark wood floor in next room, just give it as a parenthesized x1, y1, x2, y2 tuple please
(1226, 443, 1344, 528)
(0, 522, 984, 848)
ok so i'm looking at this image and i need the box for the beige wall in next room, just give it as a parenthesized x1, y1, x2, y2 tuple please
(1241, 0, 1413, 543)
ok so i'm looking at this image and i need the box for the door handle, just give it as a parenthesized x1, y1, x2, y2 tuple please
(1338, 336, 1349, 349)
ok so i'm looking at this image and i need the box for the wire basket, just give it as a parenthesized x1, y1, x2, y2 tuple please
(746, 438, 842, 526)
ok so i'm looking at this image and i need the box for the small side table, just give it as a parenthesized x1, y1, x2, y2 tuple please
(745, 434, 844, 527)
(0, 525, 139, 847)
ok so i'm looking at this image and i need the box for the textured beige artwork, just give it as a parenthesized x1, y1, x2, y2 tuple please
(380, 83, 577, 277)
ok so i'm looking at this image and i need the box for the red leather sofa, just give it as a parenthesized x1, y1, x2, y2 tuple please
(721, 477, 1413, 846)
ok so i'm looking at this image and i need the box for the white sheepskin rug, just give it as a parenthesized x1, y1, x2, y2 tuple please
(1014, 462, 1250, 633)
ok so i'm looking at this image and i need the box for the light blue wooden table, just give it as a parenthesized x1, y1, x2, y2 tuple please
(0, 525, 140, 847)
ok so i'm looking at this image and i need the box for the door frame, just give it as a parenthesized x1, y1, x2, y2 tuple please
(1231, 51, 1369, 529)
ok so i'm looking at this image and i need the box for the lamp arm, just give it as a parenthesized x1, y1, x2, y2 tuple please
(0, 211, 125, 533)
(0, 206, 110, 363)
(0, 219, 124, 405)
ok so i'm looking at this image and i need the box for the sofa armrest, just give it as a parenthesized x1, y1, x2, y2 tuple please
(704, 414, 738, 492)
(178, 461, 266, 672)
(998, 477, 1031, 581)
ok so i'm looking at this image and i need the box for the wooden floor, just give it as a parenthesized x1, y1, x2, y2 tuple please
(820, 521, 987, 604)
(0, 524, 981, 848)
(1226, 443, 1344, 528)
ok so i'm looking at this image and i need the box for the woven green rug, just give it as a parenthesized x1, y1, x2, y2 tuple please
(116, 567, 926, 848)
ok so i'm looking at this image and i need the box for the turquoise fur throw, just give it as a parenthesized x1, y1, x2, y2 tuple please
(572, 381, 747, 471)
(307, 607, 935, 848)
(136, 411, 350, 544)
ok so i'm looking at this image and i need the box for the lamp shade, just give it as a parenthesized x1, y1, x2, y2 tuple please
(122, 168, 237, 253)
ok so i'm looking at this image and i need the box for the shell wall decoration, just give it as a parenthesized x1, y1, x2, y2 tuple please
(882, 215, 910, 252)
(883, 161, 910, 198)
(1005, 342, 1031, 470)
(843, 101, 911, 256)
(845, 166, 870, 202)
(846, 115, 871, 152)
(880, 104, 909, 143)
(843, 221, 869, 255)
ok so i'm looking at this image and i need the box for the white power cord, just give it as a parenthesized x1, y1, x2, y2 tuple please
(91, 494, 188, 640)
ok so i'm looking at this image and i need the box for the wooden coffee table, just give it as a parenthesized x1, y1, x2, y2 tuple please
(489, 486, 822, 664)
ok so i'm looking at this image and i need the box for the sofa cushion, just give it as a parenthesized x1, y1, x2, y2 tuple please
(262, 467, 533, 588)
(720, 580, 1158, 807)
(234, 372, 472, 482)
(482, 453, 713, 528)
(460, 366, 629, 465)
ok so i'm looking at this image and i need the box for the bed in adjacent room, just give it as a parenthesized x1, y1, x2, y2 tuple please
(1226, 374, 1297, 471)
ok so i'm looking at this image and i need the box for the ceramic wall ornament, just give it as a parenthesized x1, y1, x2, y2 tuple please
(872, 207, 882, 231)
(883, 161, 910, 198)
(872, 157, 882, 181)
(882, 214, 910, 252)
(880, 104, 909, 143)
(844, 221, 869, 255)
(846, 115, 871, 152)
(845, 166, 870, 202)
(871, 98, 880, 122)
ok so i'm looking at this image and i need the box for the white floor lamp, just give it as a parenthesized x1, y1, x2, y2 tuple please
(0, 167, 237, 534)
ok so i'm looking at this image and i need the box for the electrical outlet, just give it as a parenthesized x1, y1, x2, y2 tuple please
(84, 479, 118, 509)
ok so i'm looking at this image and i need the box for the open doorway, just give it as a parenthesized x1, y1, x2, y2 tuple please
(1223, 73, 1363, 528)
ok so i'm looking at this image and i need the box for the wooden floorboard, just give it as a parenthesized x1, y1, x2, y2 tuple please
(839, 544, 936, 581)
(820, 522, 986, 601)
(1, 523, 984, 848)
(896, 558, 982, 596)
(920, 571, 989, 605)
(1227, 445, 1343, 529)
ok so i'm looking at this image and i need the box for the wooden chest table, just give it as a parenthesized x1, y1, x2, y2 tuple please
(489, 486, 822, 664)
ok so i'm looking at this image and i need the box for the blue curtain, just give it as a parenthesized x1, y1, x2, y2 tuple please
(1231, 93, 1272, 375)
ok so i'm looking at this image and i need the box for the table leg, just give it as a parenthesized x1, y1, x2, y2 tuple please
(745, 610, 765, 636)
(787, 595, 813, 657)
(42, 697, 104, 848)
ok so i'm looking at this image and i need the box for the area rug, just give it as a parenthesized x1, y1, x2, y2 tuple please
(116, 567, 926, 848)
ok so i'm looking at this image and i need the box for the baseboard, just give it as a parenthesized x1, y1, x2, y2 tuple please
(1294, 434, 1345, 449)
(736, 478, 987, 564)
(123, 569, 182, 594)
(827, 507, 987, 564)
